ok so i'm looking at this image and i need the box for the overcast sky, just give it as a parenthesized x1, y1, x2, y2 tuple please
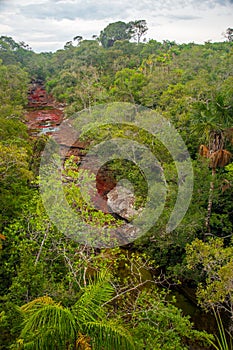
(0, 0, 232, 52)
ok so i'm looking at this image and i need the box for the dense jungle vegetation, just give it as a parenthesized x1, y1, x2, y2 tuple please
(0, 21, 233, 349)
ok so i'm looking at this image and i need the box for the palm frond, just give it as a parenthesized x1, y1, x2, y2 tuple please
(21, 295, 56, 313)
(20, 300, 77, 350)
(73, 272, 114, 324)
(17, 276, 134, 350)
(85, 319, 135, 350)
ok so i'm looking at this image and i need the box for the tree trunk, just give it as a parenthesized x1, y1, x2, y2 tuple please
(205, 167, 216, 236)
(35, 230, 48, 265)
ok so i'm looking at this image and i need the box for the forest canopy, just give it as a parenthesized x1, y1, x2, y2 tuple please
(0, 21, 233, 350)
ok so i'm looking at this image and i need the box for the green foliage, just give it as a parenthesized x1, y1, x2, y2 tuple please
(47, 64, 108, 113)
(13, 274, 135, 350)
(131, 289, 213, 350)
(225, 163, 233, 182)
(210, 309, 233, 350)
(18, 297, 77, 350)
(99, 21, 132, 48)
(0, 61, 29, 119)
(0, 60, 32, 230)
(1, 29, 233, 350)
(186, 238, 233, 318)
(111, 68, 147, 103)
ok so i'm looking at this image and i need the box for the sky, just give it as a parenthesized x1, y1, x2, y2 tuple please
(0, 0, 232, 52)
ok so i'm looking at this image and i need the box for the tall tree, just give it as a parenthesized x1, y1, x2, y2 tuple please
(99, 21, 131, 48)
(128, 20, 148, 43)
(73, 35, 83, 44)
(224, 27, 233, 42)
(193, 94, 232, 234)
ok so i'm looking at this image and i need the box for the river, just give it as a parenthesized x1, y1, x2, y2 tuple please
(25, 80, 221, 349)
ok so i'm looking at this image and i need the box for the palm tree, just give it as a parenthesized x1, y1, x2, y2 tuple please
(199, 142, 231, 234)
(15, 273, 134, 350)
(193, 94, 232, 234)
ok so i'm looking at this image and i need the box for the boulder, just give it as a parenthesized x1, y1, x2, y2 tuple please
(107, 183, 141, 221)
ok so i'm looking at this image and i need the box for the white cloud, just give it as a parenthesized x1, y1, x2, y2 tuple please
(0, 0, 232, 51)
(16, 0, 132, 21)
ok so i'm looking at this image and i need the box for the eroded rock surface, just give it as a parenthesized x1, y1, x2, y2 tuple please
(107, 184, 141, 221)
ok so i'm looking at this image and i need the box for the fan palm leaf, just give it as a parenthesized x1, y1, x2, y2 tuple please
(199, 144, 210, 158)
(209, 149, 232, 169)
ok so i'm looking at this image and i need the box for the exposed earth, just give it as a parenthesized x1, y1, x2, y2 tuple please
(25, 81, 138, 228)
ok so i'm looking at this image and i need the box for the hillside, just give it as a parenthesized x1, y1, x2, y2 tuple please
(0, 26, 233, 349)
